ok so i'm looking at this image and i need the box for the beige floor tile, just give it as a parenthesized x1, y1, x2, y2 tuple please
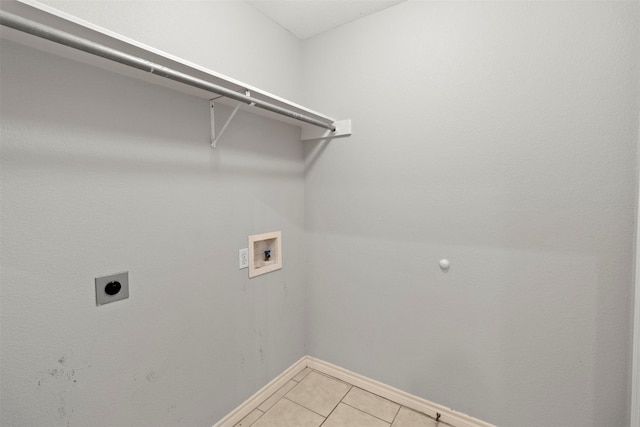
(342, 387, 400, 422)
(285, 371, 351, 416)
(323, 403, 390, 427)
(257, 380, 297, 412)
(234, 408, 263, 427)
(252, 398, 325, 427)
(391, 406, 439, 427)
(292, 367, 313, 382)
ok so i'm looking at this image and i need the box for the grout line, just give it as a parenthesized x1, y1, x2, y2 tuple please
(350, 384, 404, 408)
(318, 384, 353, 426)
(311, 369, 441, 426)
(292, 367, 313, 382)
(240, 408, 264, 427)
(311, 369, 353, 387)
(282, 396, 330, 420)
(340, 383, 404, 424)
(340, 401, 393, 425)
(256, 379, 298, 413)
(389, 404, 401, 425)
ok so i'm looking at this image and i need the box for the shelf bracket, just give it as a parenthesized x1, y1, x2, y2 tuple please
(210, 90, 253, 148)
(301, 119, 352, 141)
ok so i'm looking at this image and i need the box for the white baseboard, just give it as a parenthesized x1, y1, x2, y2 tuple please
(212, 356, 309, 427)
(305, 357, 494, 427)
(213, 355, 494, 427)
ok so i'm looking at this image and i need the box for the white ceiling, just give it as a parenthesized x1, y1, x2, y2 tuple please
(245, 1, 407, 40)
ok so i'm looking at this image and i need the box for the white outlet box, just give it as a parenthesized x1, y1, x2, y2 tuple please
(248, 231, 282, 278)
(239, 248, 249, 269)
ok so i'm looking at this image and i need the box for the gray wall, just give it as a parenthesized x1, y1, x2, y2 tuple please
(0, 2, 306, 426)
(302, 2, 640, 426)
(2, 1, 640, 426)
(634, 109, 640, 427)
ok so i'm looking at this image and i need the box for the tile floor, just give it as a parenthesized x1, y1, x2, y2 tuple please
(233, 368, 447, 427)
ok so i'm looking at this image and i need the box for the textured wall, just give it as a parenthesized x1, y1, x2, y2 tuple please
(302, 2, 640, 426)
(0, 2, 306, 425)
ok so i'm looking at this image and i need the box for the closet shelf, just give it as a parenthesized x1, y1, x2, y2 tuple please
(0, 0, 351, 143)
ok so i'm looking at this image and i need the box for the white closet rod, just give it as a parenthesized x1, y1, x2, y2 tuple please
(0, 10, 337, 133)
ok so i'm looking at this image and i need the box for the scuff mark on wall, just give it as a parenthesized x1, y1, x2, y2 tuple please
(31, 352, 88, 425)
(145, 370, 159, 383)
(35, 353, 82, 387)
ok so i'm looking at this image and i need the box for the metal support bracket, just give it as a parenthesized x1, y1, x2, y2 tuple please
(301, 119, 352, 141)
(210, 90, 252, 148)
